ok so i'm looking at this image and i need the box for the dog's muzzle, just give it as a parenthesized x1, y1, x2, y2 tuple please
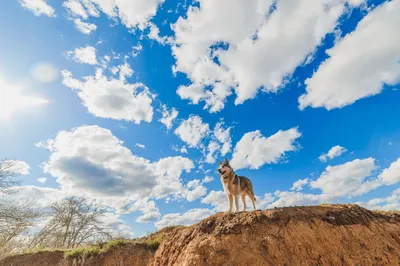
(218, 169, 226, 175)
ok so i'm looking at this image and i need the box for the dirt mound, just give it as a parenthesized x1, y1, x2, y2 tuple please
(2, 205, 400, 266)
(151, 204, 400, 266)
(62, 242, 154, 266)
(0, 251, 64, 266)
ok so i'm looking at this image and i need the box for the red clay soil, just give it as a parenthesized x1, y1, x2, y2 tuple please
(2, 204, 400, 266)
(150, 204, 400, 266)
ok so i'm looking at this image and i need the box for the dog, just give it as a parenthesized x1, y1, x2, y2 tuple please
(218, 158, 256, 212)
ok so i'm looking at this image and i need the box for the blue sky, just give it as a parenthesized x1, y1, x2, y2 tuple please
(1, 0, 399, 236)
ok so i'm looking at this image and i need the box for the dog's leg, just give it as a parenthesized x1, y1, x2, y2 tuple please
(241, 195, 246, 212)
(234, 196, 239, 212)
(227, 194, 233, 212)
(250, 192, 256, 210)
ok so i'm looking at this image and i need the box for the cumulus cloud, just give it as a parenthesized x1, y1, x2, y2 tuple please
(213, 122, 232, 156)
(310, 158, 377, 197)
(183, 179, 207, 202)
(340, 157, 400, 196)
(174, 115, 210, 148)
(267, 191, 327, 208)
(68, 46, 98, 65)
(74, 19, 97, 34)
(230, 127, 301, 170)
(356, 188, 400, 211)
(202, 176, 214, 183)
(18, 0, 56, 17)
(35, 125, 194, 211)
(205, 141, 220, 164)
(291, 178, 309, 192)
(62, 0, 165, 30)
(61, 63, 154, 123)
(299, 0, 400, 110)
(159, 104, 178, 130)
(318, 145, 347, 162)
(171, 0, 363, 112)
(378, 158, 400, 185)
(155, 208, 214, 229)
(136, 200, 161, 223)
(63, 0, 88, 19)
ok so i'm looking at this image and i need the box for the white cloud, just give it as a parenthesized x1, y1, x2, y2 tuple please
(378, 158, 400, 185)
(201, 190, 226, 211)
(64, 0, 88, 18)
(352, 157, 400, 196)
(30, 61, 59, 83)
(172, 145, 188, 154)
(1, 160, 30, 175)
(183, 179, 207, 202)
(356, 188, 400, 211)
(318, 145, 347, 162)
(132, 44, 143, 57)
(74, 19, 97, 34)
(230, 127, 301, 170)
(135, 143, 145, 149)
(155, 208, 214, 229)
(205, 141, 220, 164)
(36, 177, 47, 184)
(310, 158, 377, 197)
(62, 0, 165, 30)
(267, 191, 327, 208)
(136, 200, 161, 223)
(171, 0, 362, 112)
(213, 122, 232, 156)
(299, 0, 400, 110)
(35, 125, 194, 211)
(61, 64, 154, 123)
(148, 22, 172, 45)
(0, 73, 49, 121)
(68, 46, 98, 65)
(159, 104, 178, 130)
(18, 0, 56, 17)
(174, 115, 210, 148)
(202, 176, 214, 183)
(291, 178, 309, 191)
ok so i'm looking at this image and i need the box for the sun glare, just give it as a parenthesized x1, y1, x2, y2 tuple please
(0, 76, 49, 121)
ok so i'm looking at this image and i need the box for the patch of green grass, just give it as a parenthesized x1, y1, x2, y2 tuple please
(142, 234, 163, 251)
(64, 245, 102, 257)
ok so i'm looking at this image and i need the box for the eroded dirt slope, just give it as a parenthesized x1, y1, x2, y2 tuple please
(151, 204, 400, 266)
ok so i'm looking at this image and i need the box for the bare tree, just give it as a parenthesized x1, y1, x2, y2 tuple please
(29, 197, 112, 249)
(0, 198, 39, 256)
(0, 159, 22, 193)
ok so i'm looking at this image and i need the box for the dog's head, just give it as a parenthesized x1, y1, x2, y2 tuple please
(218, 158, 233, 180)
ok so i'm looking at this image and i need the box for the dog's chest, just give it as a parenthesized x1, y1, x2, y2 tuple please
(221, 177, 241, 194)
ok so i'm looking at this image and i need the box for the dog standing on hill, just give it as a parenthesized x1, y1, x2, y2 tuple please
(218, 158, 256, 212)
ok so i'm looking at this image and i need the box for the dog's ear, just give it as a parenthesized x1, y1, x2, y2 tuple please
(218, 161, 223, 165)
(224, 158, 229, 163)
